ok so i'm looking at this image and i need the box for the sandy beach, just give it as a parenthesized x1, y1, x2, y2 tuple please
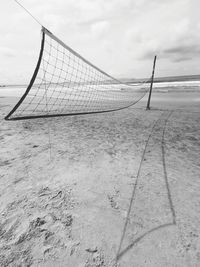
(0, 92, 200, 266)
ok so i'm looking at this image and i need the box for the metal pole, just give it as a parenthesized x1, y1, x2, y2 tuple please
(146, 55, 157, 110)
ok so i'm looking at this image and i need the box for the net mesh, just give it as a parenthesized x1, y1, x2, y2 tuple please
(6, 27, 150, 120)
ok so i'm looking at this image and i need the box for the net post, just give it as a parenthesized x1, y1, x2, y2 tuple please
(146, 55, 157, 110)
(5, 26, 151, 120)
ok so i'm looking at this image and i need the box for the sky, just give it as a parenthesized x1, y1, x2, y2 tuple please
(0, 0, 200, 84)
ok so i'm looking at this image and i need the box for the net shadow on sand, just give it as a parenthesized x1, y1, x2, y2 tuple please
(115, 111, 178, 263)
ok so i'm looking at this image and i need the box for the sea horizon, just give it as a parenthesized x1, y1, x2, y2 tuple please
(1, 74, 200, 88)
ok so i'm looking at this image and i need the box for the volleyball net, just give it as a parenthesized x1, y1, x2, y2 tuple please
(5, 27, 150, 120)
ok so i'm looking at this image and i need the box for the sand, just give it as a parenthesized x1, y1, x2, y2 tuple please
(0, 93, 200, 266)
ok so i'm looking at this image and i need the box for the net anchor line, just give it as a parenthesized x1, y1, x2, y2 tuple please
(14, 0, 43, 27)
(5, 26, 150, 121)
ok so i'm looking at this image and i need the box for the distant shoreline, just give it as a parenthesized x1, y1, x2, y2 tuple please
(121, 74, 200, 84)
(1, 74, 200, 87)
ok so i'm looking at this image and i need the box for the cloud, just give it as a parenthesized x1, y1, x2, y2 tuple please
(1, 0, 200, 83)
(43, 14, 66, 32)
(133, 3, 200, 65)
(172, 57, 192, 63)
(164, 44, 200, 55)
(141, 43, 200, 63)
(164, 43, 200, 62)
(0, 47, 16, 58)
(140, 20, 200, 62)
(90, 20, 110, 38)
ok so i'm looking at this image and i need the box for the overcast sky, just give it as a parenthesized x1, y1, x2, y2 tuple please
(0, 0, 199, 84)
